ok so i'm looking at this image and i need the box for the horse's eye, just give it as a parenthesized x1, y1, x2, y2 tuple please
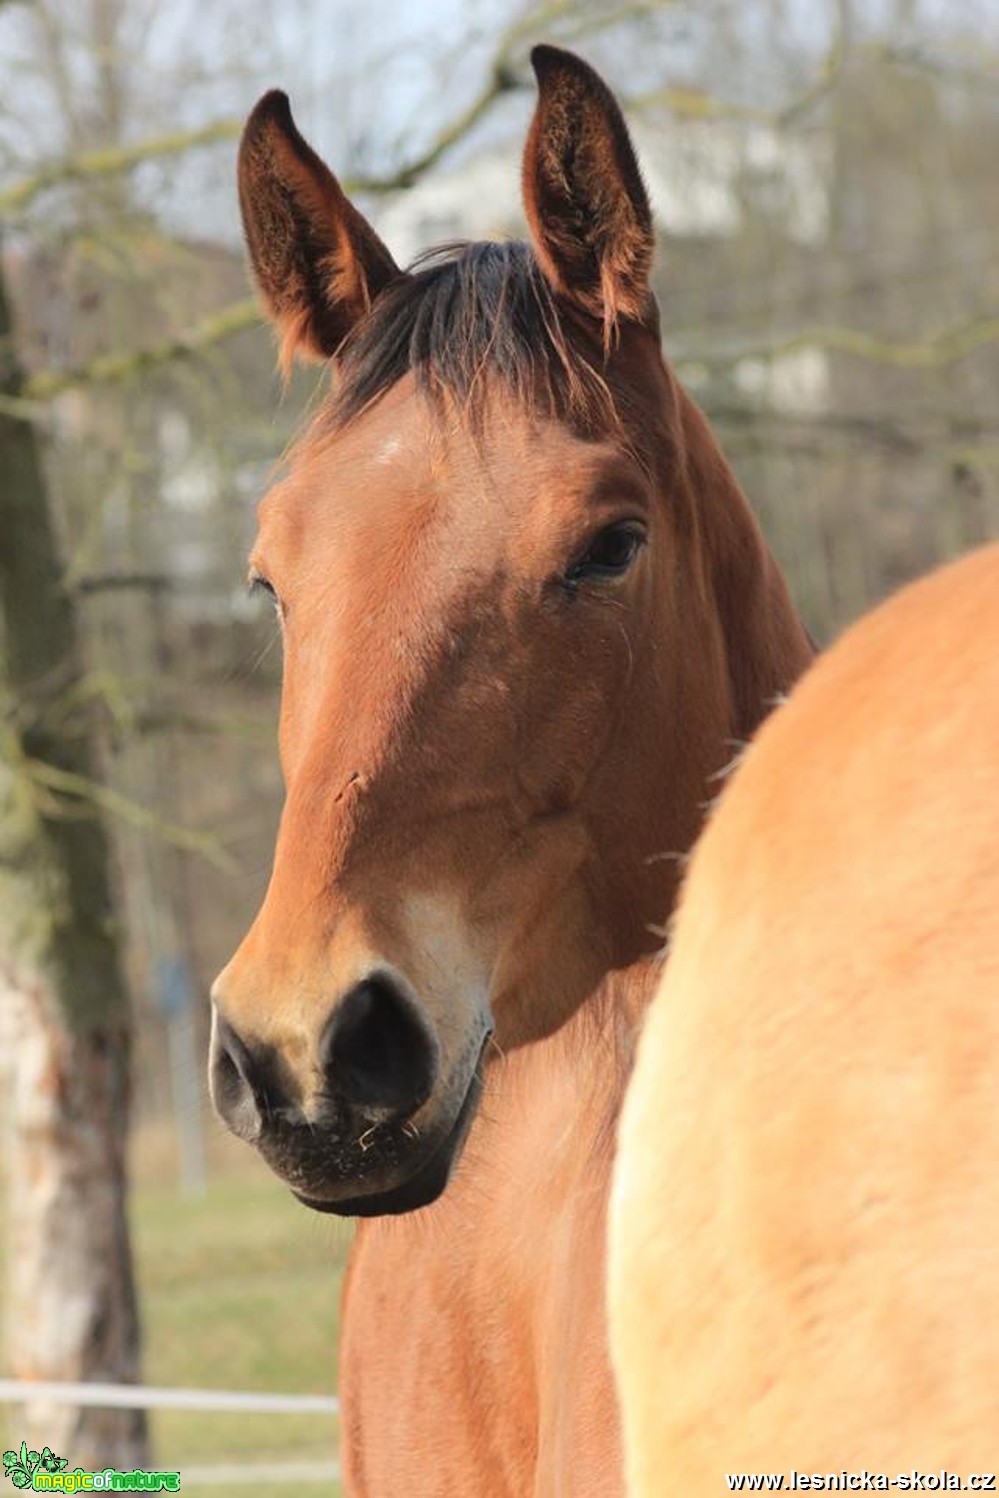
(248, 570, 281, 611)
(566, 522, 646, 585)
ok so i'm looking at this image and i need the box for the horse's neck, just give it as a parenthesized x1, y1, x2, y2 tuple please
(676, 385, 815, 743)
(343, 969, 654, 1489)
(482, 958, 662, 1170)
(350, 973, 649, 1281)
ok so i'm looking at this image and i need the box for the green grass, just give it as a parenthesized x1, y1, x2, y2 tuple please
(131, 1161, 353, 1494)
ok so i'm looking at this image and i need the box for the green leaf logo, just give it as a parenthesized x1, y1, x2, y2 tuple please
(3, 1440, 67, 1488)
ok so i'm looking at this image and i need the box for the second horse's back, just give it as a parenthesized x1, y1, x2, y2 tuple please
(611, 542, 999, 1493)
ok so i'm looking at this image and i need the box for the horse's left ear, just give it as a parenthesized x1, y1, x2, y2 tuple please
(523, 46, 654, 338)
(238, 90, 400, 371)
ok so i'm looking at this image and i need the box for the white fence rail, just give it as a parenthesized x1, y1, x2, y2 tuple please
(0, 1381, 341, 1487)
(0, 1380, 338, 1415)
(181, 1461, 340, 1485)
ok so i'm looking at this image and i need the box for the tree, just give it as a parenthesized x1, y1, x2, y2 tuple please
(0, 257, 147, 1467)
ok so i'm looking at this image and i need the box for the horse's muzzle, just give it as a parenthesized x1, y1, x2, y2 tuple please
(208, 973, 490, 1217)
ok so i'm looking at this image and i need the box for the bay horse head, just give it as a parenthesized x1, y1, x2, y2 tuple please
(210, 47, 812, 1215)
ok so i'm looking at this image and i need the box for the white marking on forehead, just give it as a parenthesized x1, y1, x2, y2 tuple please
(374, 434, 404, 465)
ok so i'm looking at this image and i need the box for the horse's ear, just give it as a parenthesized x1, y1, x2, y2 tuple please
(523, 46, 654, 339)
(238, 91, 400, 371)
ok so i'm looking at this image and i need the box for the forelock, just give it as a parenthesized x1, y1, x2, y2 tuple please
(325, 240, 615, 432)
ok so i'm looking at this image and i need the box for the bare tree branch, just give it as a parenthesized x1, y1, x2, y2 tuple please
(19, 755, 237, 870)
(0, 118, 242, 217)
(346, 65, 520, 195)
(22, 297, 260, 403)
(708, 401, 999, 458)
(633, 24, 847, 126)
(673, 315, 999, 374)
(873, 41, 999, 92)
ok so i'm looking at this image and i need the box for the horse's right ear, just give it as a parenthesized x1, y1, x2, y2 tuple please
(523, 47, 654, 341)
(238, 91, 400, 371)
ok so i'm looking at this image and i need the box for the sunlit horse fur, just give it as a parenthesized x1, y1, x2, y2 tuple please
(611, 543, 999, 1493)
(212, 46, 813, 1494)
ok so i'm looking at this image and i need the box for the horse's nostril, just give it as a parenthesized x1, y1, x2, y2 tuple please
(214, 1038, 244, 1106)
(322, 974, 440, 1127)
(209, 1013, 266, 1143)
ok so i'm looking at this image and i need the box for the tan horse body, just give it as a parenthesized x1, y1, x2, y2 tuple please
(214, 47, 812, 1495)
(611, 543, 999, 1492)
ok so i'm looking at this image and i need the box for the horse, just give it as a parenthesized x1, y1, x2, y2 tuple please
(211, 45, 813, 1495)
(610, 542, 999, 1493)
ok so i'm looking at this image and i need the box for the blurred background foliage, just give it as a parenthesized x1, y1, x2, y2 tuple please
(0, 0, 996, 1489)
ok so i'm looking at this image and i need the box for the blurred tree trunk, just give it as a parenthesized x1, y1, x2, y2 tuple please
(0, 258, 148, 1467)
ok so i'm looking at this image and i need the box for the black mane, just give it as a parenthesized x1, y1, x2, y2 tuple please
(327, 240, 610, 430)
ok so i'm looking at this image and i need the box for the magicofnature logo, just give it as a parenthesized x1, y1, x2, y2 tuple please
(3, 1445, 180, 1491)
